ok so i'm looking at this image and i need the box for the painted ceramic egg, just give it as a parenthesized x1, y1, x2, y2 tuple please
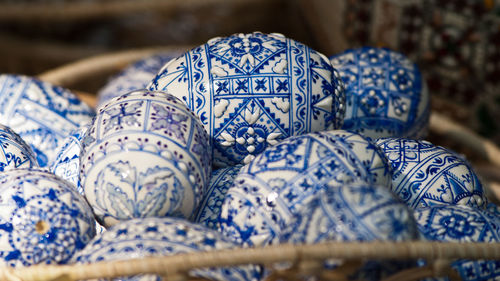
(80, 90, 212, 228)
(0, 168, 96, 267)
(279, 183, 418, 280)
(191, 164, 243, 230)
(97, 52, 182, 108)
(219, 130, 392, 247)
(0, 74, 95, 167)
(330, 47, 430, 139)
(0, 124, 38, 170)
(414, 205, 500, 281)
(71, 217, 262, 281)
(51, 123, 90, 194)
(148, 32, 346, 167)
(375, 138, 487, 209)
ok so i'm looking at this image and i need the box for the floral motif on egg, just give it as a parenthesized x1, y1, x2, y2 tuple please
(330, 47, 429, 139)
(0, 125, 38, 171)
(149, 32, 345, 167)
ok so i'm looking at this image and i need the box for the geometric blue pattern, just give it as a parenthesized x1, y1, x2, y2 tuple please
(415, 204, 500, 281)
(149, 32, 346, 167)
(330, 47, 430, 140)
(376, 138, 487, 210)
(0, 74, 95, 167)
(191, 165, 242, 230)
(72, 217, 262, 281)
(219, 130, 392, 247)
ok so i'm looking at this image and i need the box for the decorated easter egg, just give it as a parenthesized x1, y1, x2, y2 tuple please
(97, 52, 182, 108)
(51, 124, 90, 194)
(375, 138, 487, 209)
(80, 90, 211, 228)
(0, 74, 95, 167)
(0, 168, 96, 267)
(0, 124, 38, 170)
(72, 217, 262, 281)
(330, 47, 430, 139)
(280, 183, 419, 280)
(148, 32, 346, 167)
(219, 130, 392, 247)
(415, 205, 500, 281)
(191, 164, 243, 230)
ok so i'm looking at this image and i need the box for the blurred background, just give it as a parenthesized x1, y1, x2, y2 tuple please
(0, 0, 499, 144)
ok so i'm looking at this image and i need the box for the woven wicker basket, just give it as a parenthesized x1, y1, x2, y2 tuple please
(2, 47, 495, 281)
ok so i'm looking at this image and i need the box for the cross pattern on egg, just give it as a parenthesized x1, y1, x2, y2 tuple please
(149, 32, 343, 167)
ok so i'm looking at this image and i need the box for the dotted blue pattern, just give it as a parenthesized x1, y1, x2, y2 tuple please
(219, 130, 392, 247)
(330, 47, 429, 140)
(0, 74, 95, 167)
(80, 90, 212, 227)
(0, 168, 96, 267)
(72, 217, 262, 281)
(191, 165, 242, 230)
(376, 138, 487, 210)
(149, 32, 345, 167)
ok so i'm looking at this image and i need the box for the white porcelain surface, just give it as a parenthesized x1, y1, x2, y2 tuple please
(0, 124, 38, 171)
(191, 164, 243, 230)
(415, 204, 500, 281)
(71, 217, 262, 281)
(80, 90, 212, 227)
(0, 168, 96, 267)
(376, 138, 487, 209)
(97, 52, 182, 108)
(0, 74, 95, 167)
(148, 32, 346, 167)
(330, 47, 430, 139)
(219, 130, 393, 247)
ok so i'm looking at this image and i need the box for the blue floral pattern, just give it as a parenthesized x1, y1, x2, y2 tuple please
(80, 90, 211, 227)
(376, 138, 487, 209)
(149, 32, 345, 167)
(72, 217, 262, 281)
(0, 74, 95, 167)
(219, 130, 392, 247)
(330, 47, 430, 139)
(415, 205, 500, 281)
(0, 168, 95, 267)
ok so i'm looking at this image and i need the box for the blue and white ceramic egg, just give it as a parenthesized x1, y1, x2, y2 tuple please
(219, 130, 393, 247)
(0, 168, 96, 267)
(71, 217, 262, 281)
(0, 74, 95, 167)
(375, 138, 487, 209)
(415, 205, 500, 281)
(97, 52, 183, 108)
(80, 90, 212, 227)
(279, 183, 419, 281)
(0, 124, 38, 171)
(51, 123, 90, 194)
(191, 164, 243, 230)
(330, 47, 430, 139)
(148, 32, 346, 167)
